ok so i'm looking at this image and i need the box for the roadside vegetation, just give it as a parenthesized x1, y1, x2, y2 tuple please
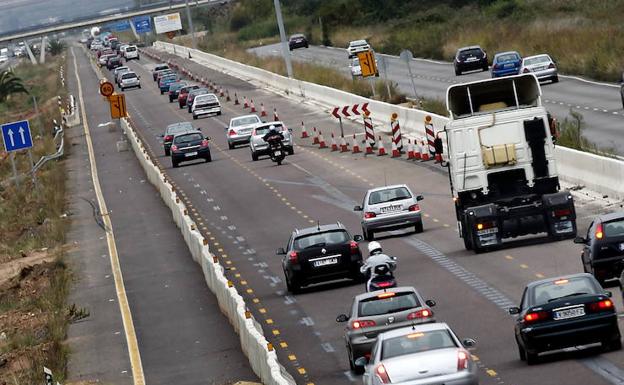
(556, 110, 617, 157)
(0, 50, 74, 383)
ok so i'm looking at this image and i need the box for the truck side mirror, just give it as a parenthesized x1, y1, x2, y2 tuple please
(434, 137, 443, 154)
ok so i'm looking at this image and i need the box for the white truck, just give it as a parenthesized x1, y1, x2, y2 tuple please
(440, 74, 576, 253)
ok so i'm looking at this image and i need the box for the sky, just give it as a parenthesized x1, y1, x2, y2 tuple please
(0, 0, 175, 35)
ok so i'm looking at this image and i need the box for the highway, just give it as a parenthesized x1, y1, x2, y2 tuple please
(250, 44, 624, 155)
(82, 42, 624, 385)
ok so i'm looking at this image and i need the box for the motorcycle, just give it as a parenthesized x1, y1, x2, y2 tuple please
(268, 140, 286, 165)
(365, 257, 397, 292)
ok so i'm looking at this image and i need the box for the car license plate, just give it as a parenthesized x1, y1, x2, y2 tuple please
(381, 205, 402, 214)
(274, 150, 282, 156)
(619, 243, 624, 252)
(185, 152, 198, 157)
(554, 307, 585, 320)
(466, 57, 477, 62)
(477, 228, 498, 235)
(504, 63, 514, 68)
(313, 257, 338, 267)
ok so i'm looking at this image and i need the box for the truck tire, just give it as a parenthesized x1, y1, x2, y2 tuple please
(460, 219, 473, 250)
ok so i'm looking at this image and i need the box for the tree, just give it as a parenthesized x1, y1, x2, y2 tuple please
(48, 40, 65, 56)
(0, 70, 29, 104)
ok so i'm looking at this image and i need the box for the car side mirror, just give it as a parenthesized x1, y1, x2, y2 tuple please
(574, 236, 587, 244)
(205, 136, 211, 141)
(276, 248, 286, 255)
(606, 291, 613, 298)
(336, 314, 348, 323)
(508, 306, 520, 315)
(354, 356, 368, 367)
(425, 299, 436, 307)
(390, 256, 397, 261)
(159, 134, 164, 137)
(416, 195, 424, 201)
(353, 235, 363, 242)
(354, 205, 363, 211)
(462, 338, 476, 348)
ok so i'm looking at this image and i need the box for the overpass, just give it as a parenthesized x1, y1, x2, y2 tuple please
(0, 0, 227, 44)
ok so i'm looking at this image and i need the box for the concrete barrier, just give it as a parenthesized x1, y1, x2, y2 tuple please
(150, 41, 624, 201)
(120, 117, 294, 385)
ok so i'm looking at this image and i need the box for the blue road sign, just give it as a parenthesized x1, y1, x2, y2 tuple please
(132, 15, 152, 34)
(2, 120, 33, 152)
(109, 20, 131, 32)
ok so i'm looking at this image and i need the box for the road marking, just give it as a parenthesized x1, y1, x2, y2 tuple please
(520, 264, 529, 269)
(72, 47, 145, 385)
(486, 369, 497, 377)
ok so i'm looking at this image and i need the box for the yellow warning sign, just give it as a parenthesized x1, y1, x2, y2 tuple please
(357, 50, 378, 78)
(108, 94, 127, 119)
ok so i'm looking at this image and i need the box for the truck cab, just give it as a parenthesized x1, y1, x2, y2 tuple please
(444, 74, 575, 252)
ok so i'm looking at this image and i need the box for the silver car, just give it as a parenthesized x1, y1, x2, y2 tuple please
(355, 184, 424, 240)
(114, 66, 130, 84)
(520, 54, 558, 83)
(350, 57, 362, 77)
(227, 114, 262, 149)
(119, 71, 140, 91)
(336, 287, 436, 374)
(249, 121, 294, 161)
(191, 94, 221, 119)
(357, 323, 478, 385)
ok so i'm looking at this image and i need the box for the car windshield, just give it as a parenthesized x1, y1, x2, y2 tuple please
(155, 65, 169, 71)
(174, 133, 202, 143)
(126, 47, 136, 52)
(368, 187, 412, 205)
(122, 73, 137, 79)
(358, 292, 420, 317)
(352, 58, 360, 66)
(170, 83, 184, 90)
(604, 219, 624, 237)
(351, 40, 367, 47)
(232, 116, 260, 126)
(531, 276, 598, 305)
(196, 95, 217, 103)
(382, 330, 457, 360)
(459, 48, 482, 58)
(524, 55, 550, 65)
(255, 124, 284, 136)
(293, 230, 349, 250)
(290, 34, 304, 39)
(167, 123, 193, 134)
(497, 53, 519, 62)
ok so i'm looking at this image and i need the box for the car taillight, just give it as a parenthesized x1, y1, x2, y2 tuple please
(229, 129, 236, 136)
(595, 223, 604, 239)
(523, 68, 530, 73)
(457, 350, 469, 371)
(476, 221, 495, 230)
(289, 251, 298, 264)
(523, 310, 549, 324)
(364, 212, 376, 219)
(171, 145, 178, 152)
(590, 299, 614, 312)
(554, 208, 571, 217)
(408, 204, 420, 212)
(407, 308, 433, 320)
(375, 363, 391, 384)
(375, 281, 394, 288)
(350, 241, 359, 254)
(201, 139, 209, 148)
(164, 135, 173, 141)
(548, 63, 556, 69)
(351, 319, 376, 329)
(493, 63, 500, 70)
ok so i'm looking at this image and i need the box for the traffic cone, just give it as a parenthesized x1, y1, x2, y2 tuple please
(407, 140, 416, 160)
(391, 141, 401, 158)
(377, 136, 387, 156)
(250, 99, 257, 113)
(243, 96, 249, 109)
(312, 127, 319, 144)
(234, 93, 240, 105)
(260, 103, 267, 117)
(413, 139, 422, 160)
(365, 139, 374, 154)
(340, 135, 349, 152)
(331, 132, 338, 152)
(301, 121, 308, 138)
(421, 139, 430, 161)
(226, 90, 231, 102)
(352, 134, 361, 153)
(219, 87, 224, 97)
(318, 130, 327, 148)
(273, 108, 279, 121)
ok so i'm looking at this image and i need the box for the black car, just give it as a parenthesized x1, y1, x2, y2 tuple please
(620, 72, 624, 109)
(277, 223, 364, 293)
(168, 81, 187, 103)
(454, 45, 488, 76)
(509, 273, 621, 365)
(162, 121, 195, 156)
(170, 131, 212, 168)
(288, 34, 309, 50)
(107, 56, 122, 70)
(576, 212, 624, 284)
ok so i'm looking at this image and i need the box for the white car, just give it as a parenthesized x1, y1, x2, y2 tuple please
(124, 45, 139, 61)
(520, 54, 558, 83)
(227, 114, 262, 149)
(118, 44, 129, 56)
(192, 94, 221, 119)
(98, 53, 115, 67)
(0, 55, 8, 64)
(249, 121, 293, 161)
(119, 71, 141, 91)
(350, 57, 362, 77)
(114, 66, 129, 84)
(347, 39, 371, 58)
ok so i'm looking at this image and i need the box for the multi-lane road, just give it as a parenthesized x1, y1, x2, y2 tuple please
(250, 43, 624, 155)
(78, 41, 624, 385)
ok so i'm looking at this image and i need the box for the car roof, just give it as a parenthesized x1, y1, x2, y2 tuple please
(350, 39, 368, 45)
(367, 184, 410, 194)
(494, 51, 520, 58)
(122, 71, 137, 76)
(195, 93, 217, 99)
(173, 129, 201, 137)
(458, 45, 482, 51)
(526, 273, 595, 289)
(353, 286, 419, 302)
(523, 54, 551, 61)
(596, 211, 624, 223)
(378, 323, 451, 340)
(231, 114, 260, 122)
(293, 222, 345, 237)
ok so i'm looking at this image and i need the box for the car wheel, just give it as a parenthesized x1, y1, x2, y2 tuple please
(193, 115, 197, 120)
(621, 93, 624, 110)
(172, 159, 179, 168)
(179, 104, 183, 109)
(455, 68, 461, 76)
(120, 87, 124, 91)
(285, 272, 300, 294)
(138, 85, 141, 89)
(164, 148, 170, 156)
(217, 111, 222, 116)
(482, 65, 489, 72)
(228, 142, 234, 150)
(517, 342, 527, 361)
(414, 221, 424, 234)
(552, 75, 559, 83)
(205, 154, 212, 162)
(349, 348, 365, 375)
(160, 90, 164, 95)
(251, 152, 258, 161)
(288, 147, 294, 155)
(169, 97, 173, 103)
(526, 350, 539, 365)
(604, 335, 622, 352)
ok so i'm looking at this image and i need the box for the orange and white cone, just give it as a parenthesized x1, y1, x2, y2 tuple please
(273, 108, 279, 121)
(435, 151, 443, 163)
(250, 99, 256, 113)
(226, 90, 231, 102)
(312, 127, 319, 144)
(407, 139, 416, 160)
(260, 103, 267, 117)
(301, 121, 308, 138)
(331, 132, 338, 151)
(243, 96, 249, 109)
(352, 134, 361, 153)
(365, 139, 374, 154)
(391, 140, 401, 158)
(318, 130, 327, 148)
(220, 87, 224, 97)
(377, 136, 387, 156)
(340, 135, 349, 152)
(234, 93, 240, 105)
(421, 139, 430, 161)
(413, 139, 422, 160)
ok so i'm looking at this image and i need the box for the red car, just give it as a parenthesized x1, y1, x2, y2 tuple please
(178, 84, 200, 109)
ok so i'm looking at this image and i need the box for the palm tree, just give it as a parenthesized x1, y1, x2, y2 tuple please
(48, 40, 65, 56)
(0, 70, 29, 103)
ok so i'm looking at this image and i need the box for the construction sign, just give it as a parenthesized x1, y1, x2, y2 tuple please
(357, 51, 379, 78)
(109, 94, 127, 119)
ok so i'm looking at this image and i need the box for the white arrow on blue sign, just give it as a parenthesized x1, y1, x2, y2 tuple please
(2, 120, 33, 152)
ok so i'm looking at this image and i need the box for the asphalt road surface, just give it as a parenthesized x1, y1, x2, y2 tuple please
(250, 43, 624, 155)
(69, 46, 257, 385)
(93, 44, 624, 385)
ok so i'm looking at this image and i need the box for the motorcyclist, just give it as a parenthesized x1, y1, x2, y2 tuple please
(262, 125, 284, 148)
(360, 241, 396, 291)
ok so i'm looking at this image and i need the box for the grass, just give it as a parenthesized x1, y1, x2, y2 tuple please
(556, 109, 617, 157)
